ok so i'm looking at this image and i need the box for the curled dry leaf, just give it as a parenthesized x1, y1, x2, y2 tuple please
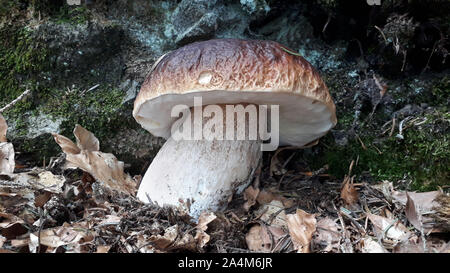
(367, 213, 410, 241)
(405, 192, 423, 232)
(340, 175, 359, 207)
(286, 209, 316, 253)
(53, 125, 136, 195)
(73, 125, 100, 151)
(195, 211, 217, 249)
(243, 185, 260, 211)
(392, 190, 440, 213)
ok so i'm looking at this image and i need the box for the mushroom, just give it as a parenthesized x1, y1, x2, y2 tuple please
(133, 39, 336, 219)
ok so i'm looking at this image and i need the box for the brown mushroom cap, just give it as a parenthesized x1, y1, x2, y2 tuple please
(133, 39, 337, 147)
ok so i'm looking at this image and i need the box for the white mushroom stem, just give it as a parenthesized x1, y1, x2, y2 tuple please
(136, 104, 262, 219)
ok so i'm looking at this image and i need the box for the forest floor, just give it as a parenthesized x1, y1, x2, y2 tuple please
(0, 123, 449, 253)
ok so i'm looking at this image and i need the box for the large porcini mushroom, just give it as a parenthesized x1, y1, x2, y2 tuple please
(133, 39, 336, 219)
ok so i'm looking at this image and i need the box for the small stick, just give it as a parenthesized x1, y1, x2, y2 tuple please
(389, 118, 396, 137)
(374, 26, 388, 45)
(322, 13, 331, 33)
(0, 89, 31, 113)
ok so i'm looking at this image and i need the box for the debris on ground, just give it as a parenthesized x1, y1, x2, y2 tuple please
(0, 118, 448, 253)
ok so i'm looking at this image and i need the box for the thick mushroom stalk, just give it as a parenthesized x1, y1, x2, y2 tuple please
(137, 104, 263, 219)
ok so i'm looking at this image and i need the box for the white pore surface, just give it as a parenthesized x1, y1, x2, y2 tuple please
(136, 137, 262, 220)
(134, 90, 335, 147)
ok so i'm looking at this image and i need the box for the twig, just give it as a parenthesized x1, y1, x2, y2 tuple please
(389, 118, 396, 137)
(374, 25, 388, 45)
(80, 84, 100, 96)
(0, 89, 31, 113)
(421, 41, 438, 74)
(322, 13, 331, 33)
(340, 207, 366, 234)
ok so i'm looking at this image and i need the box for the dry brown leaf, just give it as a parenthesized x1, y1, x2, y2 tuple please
(286, 209, 316, 253)
(245, 224, 272, 252)
(0, 114, 7, 143)
(314, 217, 340, 252)
(0, 142, 14, 174)
(258, 200, 288, 229)
(256, 188, 295, 208)
(367, 213, 410, 241)
(392, 190, 440, 213)
(267, 225, 290, 252)
(53, 134, 81, 155)
(134, 234, 156, 253)
(340, 175, 359, 206)
(0, 213, 27, 240)
(73, 124, 100, 151)
(246, 200, 291, 253)
(33, 223, 94, 249)
(361, 237, 388, 253)
(34, 191, 52, 208)
(405, 192, 423, 232)
(243, 185, 260, 211)
(256, 189, 275, 205)
(53, 125, 136, 195)
(171, 233, 197, 252)
(149, 224, 178, 250)
(96, 245, 111, 253)
(195, 211, 217, 249)
(36, 171, 65, 193)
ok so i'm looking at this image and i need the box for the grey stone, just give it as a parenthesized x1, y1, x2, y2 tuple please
(172, 0, 221, 45)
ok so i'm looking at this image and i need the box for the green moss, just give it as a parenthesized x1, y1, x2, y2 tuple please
(0, 26, 49, 101)
(7, 83, 130, 162)
(42, 85, 128, 140)
(0, 16, 129, 163)
(0, 0, 20, 19)
(54, 6, 90, 25)
(307, 109, 449, 191)
(388, 76, 450, 108)
(0, 25, 51, 132)
(430, 76, 450, 108)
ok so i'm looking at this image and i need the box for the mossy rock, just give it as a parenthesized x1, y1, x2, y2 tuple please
(305, 108, 449, 191)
